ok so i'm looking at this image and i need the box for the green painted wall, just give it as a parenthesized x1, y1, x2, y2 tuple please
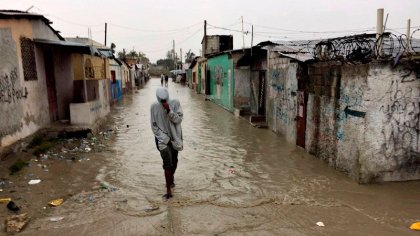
(186, 69, 192, 89)
(208, 54, 234, 111)
(197, 65, 201, 93)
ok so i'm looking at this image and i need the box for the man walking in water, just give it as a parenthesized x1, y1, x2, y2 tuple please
(164, 74, 169, 87)
(151, 88, 183, 199)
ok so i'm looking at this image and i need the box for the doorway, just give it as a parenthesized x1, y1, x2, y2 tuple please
(44, 50, 58, 122)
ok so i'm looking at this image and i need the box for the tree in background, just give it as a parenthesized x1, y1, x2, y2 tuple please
(117, 49, 150, 65)
(185, 49, 196, 63)
(117, 49, 127, 60)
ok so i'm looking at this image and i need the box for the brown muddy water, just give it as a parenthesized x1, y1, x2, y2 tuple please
(13, 78, 420, 235)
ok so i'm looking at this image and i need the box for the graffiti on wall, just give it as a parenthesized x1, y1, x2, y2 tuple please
(378, 77, 420, 160)
(271, 69, 284, 91)
(0, 28, 26, 140)
(270, 67, 297, 127)
(334, 83, 365, 142)
(214, 65, 223, 85)
(0, 67, 28, 104)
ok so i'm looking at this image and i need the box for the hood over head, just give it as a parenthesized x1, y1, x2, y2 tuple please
(156, 88, 169, 102)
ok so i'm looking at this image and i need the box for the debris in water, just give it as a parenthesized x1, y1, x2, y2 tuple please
(49, 216, 65, 222)
(0, 197, 11, 203)
(5, 213, 30, 234)
(229, 168, 236, 174)
(6, 201, 20, 212)
(28, 179, 41, 185)
(316, 222, 325, 227)
(48, 198, 64, 207)
(410, 222, 420, 230)
(144, 205, 159, 212)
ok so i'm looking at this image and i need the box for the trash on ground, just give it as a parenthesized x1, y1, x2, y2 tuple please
(5, 213, 30, 234)
(0, 189, 3, 192)
(48, 198, 64, 207)
(410, 222, 420, 230)
(85, 147, 92, 152)
(49, 216, 65, 222)
(28, 179, 41, 185)
(229, 168, 236, 174)
(6, 201, 20, 212)
(0, 198, 11, 203)
(144, 205, 159, 212)
(316, 221, 325, 227)
(99, 183, 118, 192)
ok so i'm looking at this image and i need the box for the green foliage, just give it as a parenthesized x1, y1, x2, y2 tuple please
(185, 49, 196, 63)
(28, 134, 44, 149)
(9, 159, 29, 175)
(32, 141, 56, 156)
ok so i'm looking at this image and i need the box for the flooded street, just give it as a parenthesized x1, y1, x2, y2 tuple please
(18, 78, 420, 235)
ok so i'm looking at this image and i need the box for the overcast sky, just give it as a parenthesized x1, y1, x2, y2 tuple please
(3, 0, 420, 62)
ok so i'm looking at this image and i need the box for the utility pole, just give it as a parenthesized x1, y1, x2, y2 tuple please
(104, 22, 107, 46)
(406, 19, 411, 54)
(173, 40, 176, 69)
(251, 25, 254, 56)
(204, 20, 207, 57)
(241, 16, 245, 50)
(180, 48, 183, 66)
(376, 8, 384, 58)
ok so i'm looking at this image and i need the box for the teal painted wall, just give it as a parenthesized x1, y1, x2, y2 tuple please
(208, 54, 234, 111)
(186, 69, 192, 89)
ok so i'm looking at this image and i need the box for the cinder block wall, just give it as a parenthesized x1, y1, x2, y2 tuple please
(306, 61, 420, 183)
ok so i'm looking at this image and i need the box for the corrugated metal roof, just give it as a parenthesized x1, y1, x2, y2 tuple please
(33, 38, 92, 54)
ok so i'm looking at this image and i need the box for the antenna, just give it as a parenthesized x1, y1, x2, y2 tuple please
(25, 5, 34, 12)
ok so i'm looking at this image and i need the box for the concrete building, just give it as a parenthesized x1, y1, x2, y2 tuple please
(207, 50, 247, 112)
(0, 10, 105, 147)
(202, 35, 233, 57)
(262, 35, 420, 182)
(109, 58, 123, 101)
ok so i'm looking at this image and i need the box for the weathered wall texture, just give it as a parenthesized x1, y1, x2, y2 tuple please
(54, 50, 73, 120)
(208, 54, 234, 111)
(363, 63, 420, 182)
(266, 52, 298, 143)
(234, 68, 250, 109)
(0, 20, 51, 147)
(305, 61, 420, 182)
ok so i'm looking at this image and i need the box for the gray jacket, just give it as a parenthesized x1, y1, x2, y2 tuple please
(151, 88, 183, 151)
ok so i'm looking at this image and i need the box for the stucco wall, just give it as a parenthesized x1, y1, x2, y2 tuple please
(208, 54, 234, 111)
(305, 61, 420, 182)
(70, 79, 110, 126)
(0, 19, 51, 147)
(31, 20, 61, 41)
(234, 68, 250, 109)
(266, 52, 298, 143)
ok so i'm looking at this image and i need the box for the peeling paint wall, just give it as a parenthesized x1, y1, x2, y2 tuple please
(305, 61, 420, 182)
(266, 52, 298, 143)
(233, 68, 250, 109)
(363, 63, 420, 182)
(0, 19, 53, 147)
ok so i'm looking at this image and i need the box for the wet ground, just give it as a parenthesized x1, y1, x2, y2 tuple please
(6, 78, 420, 235)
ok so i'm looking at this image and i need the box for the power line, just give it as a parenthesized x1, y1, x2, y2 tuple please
(32, 6, 102, 28)
(142, 28, 203, 54)
(107, 22, 202, 33)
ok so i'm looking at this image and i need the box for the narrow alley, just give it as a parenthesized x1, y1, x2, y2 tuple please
(16, 78, 420, 236)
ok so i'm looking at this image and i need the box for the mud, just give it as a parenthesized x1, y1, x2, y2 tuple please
(2, 78, 420, 235)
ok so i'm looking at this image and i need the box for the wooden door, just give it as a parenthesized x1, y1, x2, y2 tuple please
(44, 50, 58, 122)
(257, 71, 266, 115)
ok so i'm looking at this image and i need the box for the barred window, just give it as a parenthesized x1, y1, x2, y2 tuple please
(20, 37, 37, 81)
